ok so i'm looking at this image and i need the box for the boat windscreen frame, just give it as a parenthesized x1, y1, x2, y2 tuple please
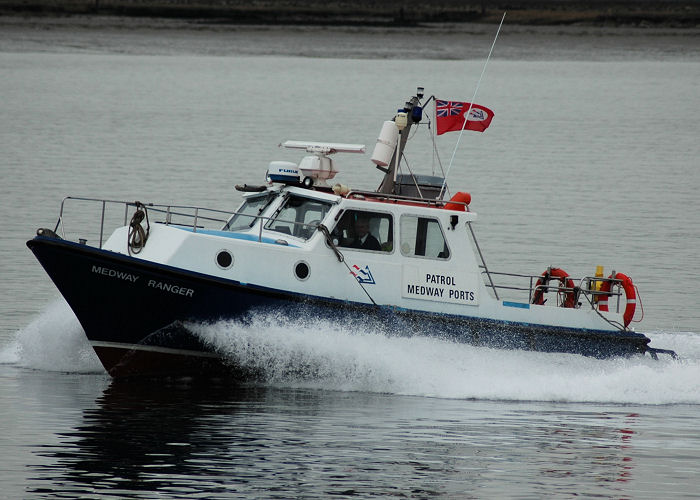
(222, 191, 278, 232)
(263, 193, 334, 240)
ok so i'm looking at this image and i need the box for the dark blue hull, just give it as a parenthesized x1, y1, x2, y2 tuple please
(27, 235, 651, 377)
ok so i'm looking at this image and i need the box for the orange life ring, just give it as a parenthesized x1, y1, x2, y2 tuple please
(531, 267, 577, 308)
(598, 272, 636, 328)
(443, 192, 471, 211)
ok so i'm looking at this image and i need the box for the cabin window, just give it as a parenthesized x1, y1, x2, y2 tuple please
(400, 215, 450, 259)
(223, 193, 275, 232)
(332, 210, 393, 252)
(264, 194, 332, 240)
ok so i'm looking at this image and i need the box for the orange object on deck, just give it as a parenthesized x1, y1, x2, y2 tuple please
(443, 191, 471, 211)
(598, 272, 637, 328)
(531, 267, 577, 308)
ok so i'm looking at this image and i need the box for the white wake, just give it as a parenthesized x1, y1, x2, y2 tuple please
(191, 312, 700, 405)
(1, 300, 103, 374)
(4, 303, 699, 404)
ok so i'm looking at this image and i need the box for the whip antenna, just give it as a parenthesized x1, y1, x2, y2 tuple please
(439, 12, 506, 199)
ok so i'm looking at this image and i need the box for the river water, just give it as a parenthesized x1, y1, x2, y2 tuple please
(1, 18, 699, 498)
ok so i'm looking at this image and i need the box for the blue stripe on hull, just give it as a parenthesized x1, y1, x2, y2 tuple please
(172, 226, 299, 247)
(27, 236, 650, 377)
(503, 301, 530, 309)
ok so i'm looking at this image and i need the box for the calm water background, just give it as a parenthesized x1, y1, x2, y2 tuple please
(1, 19, 700, 498)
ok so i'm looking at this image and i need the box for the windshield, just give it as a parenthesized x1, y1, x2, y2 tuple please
(223, 193, 276, 232)
(264, 194, 332, 240)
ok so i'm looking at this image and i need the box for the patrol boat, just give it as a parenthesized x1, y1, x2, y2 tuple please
(26, 88, 675, 377)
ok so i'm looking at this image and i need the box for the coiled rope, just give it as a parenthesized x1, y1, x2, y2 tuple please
(127, 201, 150, 256)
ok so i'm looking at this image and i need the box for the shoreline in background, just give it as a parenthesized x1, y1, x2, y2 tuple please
(1, 0, 700, 28)
(2, 13, 699, 61)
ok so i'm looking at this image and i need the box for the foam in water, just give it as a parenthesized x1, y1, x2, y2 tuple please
(2, 300, 104, 374)
(192, 312, 700, 405)
(5, 303, 699, 404)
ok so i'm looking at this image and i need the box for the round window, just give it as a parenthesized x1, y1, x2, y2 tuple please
(294, 261, 310, 281)
(216, 250, 234, 269)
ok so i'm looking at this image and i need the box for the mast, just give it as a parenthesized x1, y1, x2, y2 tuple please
(377, 88, 424, 194)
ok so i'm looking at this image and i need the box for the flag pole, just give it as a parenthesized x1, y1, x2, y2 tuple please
(439, 12, 506, 200)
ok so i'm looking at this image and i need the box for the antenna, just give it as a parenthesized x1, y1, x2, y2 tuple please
(282, 141, 365, 154)
(438, 12, 506, 199)
(280, 140, 366, 187)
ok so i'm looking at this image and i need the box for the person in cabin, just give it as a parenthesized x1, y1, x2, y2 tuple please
(350, 217, 381, 251)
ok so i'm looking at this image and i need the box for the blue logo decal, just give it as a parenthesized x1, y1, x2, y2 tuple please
(351, 265, 375, 285)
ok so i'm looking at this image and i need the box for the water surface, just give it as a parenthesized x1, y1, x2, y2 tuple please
(1, 21, 699, 498)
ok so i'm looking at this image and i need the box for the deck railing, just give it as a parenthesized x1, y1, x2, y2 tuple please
(52, 196, 234, 248)
(345, 189, 470, 211)
(481, 269, 626, 313)
(51, 196, 326, 249)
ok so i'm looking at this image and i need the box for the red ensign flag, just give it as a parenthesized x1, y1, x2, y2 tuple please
(436, 100, 494, 135)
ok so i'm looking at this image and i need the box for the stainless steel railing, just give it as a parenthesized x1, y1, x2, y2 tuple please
(481, 269, 625, 312)
(50, 196, 324, 249)
(53, 196, 233, 248)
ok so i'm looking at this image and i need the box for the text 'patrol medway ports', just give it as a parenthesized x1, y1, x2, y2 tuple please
(402, 267, 479, 305)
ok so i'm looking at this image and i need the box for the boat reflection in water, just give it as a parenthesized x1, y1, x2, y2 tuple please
(26, 380, 644, 498)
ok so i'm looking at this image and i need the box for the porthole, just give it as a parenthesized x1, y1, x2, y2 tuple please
(216, 250, 234, 270)
(294, 261, 310, 281)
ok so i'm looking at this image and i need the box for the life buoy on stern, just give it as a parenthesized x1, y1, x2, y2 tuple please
(531, 267, 577, 308)
(598, 272, 637, 328)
